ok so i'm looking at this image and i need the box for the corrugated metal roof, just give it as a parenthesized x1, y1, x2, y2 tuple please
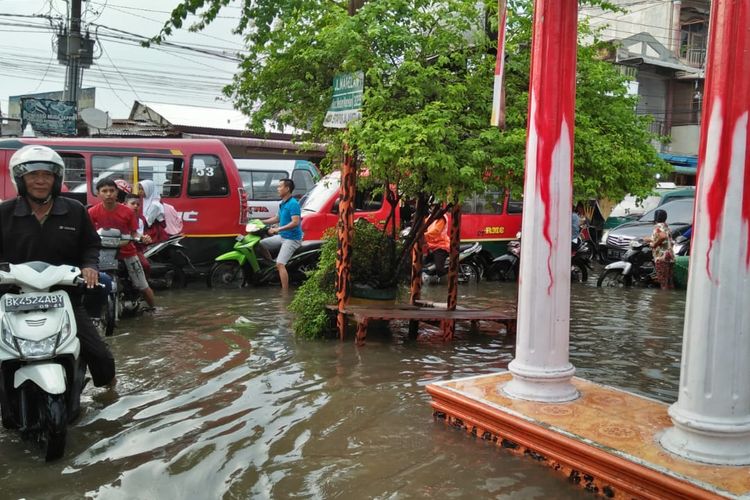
(90, 119, 178, 138)
(136, 101, 249, 131)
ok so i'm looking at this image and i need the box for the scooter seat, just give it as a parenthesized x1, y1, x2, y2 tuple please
(262, 236, 323, 259)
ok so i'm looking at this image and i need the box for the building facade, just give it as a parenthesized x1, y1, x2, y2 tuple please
(580, 0, 709, 162)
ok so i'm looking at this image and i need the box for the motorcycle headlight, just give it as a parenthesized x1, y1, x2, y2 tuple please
(600, 230, 610, 245)
(1, 318, 17, 353)
(16, 334, 58, 359)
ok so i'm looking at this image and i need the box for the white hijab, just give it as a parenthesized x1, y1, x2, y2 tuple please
(139, 179, 164, 226)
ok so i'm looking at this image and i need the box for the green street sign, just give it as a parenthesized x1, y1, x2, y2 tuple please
(324, 71, 364, 128)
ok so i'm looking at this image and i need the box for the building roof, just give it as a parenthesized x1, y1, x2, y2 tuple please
(613, 32, 702, 76)
(91, 119, 178, 138)
(130, 101, 250, 131)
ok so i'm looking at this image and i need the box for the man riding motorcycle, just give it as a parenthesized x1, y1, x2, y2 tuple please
(0, 145, 116, 389)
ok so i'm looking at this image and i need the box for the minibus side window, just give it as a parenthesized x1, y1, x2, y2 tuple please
(354, 188, 383, 212)
(248, 171, 286, 200)
(507, 195, 523, 214)
(465, 191, 503, 214)
(138, 157, 184, 198)
(91, 155, 135, 193)
(292, 169, 315, 195)
(189, 155, 228, 197)
(61, 154, 86, 192)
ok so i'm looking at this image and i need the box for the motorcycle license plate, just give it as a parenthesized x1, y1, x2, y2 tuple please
(608, 249, 624, 260)
(4, 294, 65, 312)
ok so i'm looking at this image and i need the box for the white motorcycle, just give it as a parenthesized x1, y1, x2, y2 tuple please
(0, 262, 87, 461)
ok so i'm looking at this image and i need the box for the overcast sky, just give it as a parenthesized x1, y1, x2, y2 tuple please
(1, 0, 246, 118)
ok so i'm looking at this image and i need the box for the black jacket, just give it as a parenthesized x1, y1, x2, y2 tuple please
(0, 196, 100, 270)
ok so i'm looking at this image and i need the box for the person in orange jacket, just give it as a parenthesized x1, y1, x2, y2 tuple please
(424, 213, 450, 277)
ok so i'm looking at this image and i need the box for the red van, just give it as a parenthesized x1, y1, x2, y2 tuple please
(0, 138, 248, 265)
(300, 172, 522, 258)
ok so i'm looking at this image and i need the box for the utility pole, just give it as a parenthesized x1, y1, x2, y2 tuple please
(58, 0, 94, 105)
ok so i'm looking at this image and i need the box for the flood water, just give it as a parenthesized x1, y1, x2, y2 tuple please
(0, 277, 687, 499)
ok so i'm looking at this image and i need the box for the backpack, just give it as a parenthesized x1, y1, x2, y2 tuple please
(163, 202, 183, 235)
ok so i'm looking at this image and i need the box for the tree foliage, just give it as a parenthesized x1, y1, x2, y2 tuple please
(152, 0, 669, 204)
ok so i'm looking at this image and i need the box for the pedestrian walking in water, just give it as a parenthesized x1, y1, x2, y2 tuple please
(645, 208, 675, 289)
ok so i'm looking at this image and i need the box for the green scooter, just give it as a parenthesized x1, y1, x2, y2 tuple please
(206, 219, 322, 288)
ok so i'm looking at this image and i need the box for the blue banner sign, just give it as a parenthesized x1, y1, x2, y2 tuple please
(20, 98, 77, 136)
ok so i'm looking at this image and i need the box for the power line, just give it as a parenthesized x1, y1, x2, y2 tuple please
(99, 40, 141, 101)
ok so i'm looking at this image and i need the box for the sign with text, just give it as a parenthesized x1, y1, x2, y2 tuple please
(20, 98, 77, 136)
(323, 71, 364, 128)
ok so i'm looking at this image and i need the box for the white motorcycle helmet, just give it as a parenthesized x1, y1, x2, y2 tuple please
(8, 145, 65, 202)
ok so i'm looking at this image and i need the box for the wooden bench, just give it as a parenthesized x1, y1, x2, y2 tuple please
(328, 303, 517, 343)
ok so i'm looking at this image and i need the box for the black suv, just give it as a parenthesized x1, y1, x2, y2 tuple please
(602, 198, 693, 262)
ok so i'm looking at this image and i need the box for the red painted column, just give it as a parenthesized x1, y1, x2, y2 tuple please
(660, 0, 750, 465)
(502, 0, 578, 402)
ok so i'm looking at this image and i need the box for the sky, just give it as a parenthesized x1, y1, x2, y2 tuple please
(0, 0, 246, 119)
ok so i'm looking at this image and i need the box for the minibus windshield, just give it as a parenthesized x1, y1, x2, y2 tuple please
(301, 174, 340, 213)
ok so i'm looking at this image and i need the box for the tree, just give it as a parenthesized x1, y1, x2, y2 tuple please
(152, 0, 669, 206)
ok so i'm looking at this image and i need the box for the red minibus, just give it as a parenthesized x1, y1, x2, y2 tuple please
(300, 172, 522, 258)
(0, 138, 248, 265)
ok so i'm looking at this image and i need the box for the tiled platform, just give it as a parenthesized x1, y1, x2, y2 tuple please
(427, 372, 750, 499)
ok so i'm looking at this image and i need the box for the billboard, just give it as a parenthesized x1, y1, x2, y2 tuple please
(8, 87, 95, 118)
(21, 98, 77, 136)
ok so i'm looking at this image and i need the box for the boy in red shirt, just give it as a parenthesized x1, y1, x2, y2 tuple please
(88, 178, 156, 309)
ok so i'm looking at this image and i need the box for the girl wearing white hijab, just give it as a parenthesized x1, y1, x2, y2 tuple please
(138, 179, 164, 227)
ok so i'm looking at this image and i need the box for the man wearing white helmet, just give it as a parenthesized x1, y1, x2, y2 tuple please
(0, 145, 116, 388)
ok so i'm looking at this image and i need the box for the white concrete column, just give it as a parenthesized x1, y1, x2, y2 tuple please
(502, 0, 578, 403)
(660, 0, 750, 465)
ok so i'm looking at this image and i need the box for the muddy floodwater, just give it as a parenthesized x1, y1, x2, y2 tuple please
(0, 279, 687, 499)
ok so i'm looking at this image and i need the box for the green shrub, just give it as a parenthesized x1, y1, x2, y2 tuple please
(290, 220, 401, 339)
(289, 236, 337, 340)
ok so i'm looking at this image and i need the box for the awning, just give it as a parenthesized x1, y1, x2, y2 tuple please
(659, 153, 697, 175)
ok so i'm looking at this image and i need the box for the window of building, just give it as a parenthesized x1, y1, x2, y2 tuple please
(188, 155, 229, 197)
(680, 20, 707, 66)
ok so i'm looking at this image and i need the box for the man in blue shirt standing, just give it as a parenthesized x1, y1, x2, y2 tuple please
(260, 178, 303, 290)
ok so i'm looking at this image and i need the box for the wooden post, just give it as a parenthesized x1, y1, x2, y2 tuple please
(442, 203, 461, 340)
(409, 196, 426, 305)
(336, 153, 356, 340)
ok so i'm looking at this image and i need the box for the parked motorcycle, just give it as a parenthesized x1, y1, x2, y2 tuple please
(421, 242, 484, 284)
(488, 233, 589, 282)
(487, 237, 521, 281)
(596, 239, 656, 287)
(0, 262, 88, 461)
(570, 238, 591, 283)
(143, 234, 194, 289)
(207, 220, 322, 288)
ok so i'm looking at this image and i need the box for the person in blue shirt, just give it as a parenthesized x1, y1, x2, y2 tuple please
(260, 178, 303, 290)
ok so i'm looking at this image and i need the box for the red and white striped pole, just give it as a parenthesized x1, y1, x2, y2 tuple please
(502, 0, 579, 402)
(661, 0, 750, 465)
(490, 0, 507, 129)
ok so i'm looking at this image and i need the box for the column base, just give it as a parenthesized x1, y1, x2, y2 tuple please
(660, 406, 750, 466)
(502, 359, 579, 403)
